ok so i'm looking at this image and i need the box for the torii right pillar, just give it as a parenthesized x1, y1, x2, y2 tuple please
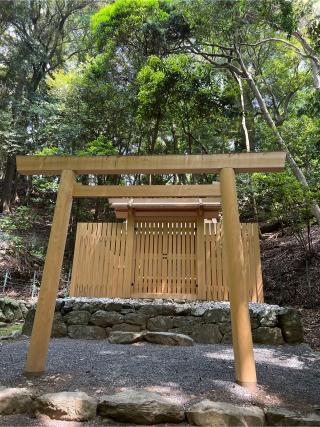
(220, 167, 257, 389)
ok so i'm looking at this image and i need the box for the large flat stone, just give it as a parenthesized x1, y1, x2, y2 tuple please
(191, 323, 222, 344)
(265, 407, 320, 426)
(0, 387, 33, 415)
(98, 390, 185, 424)
(51, 312, 67, 337)
(124, 312, 147, 327)
(139, 304, 176, 316)
(90, 310, 123, 327)
(35, 391, 97, 421)
(190, 307, 206, 317)
(108, 331, 144, 344)
(252, 327, 284, 345)
(63, 310, 91, 325)
(62, 299, 76, 313)
(171, 323, 222, 344)
(147, 315, 174, 331)
(279, 309, 304, 343)
(104, 302, 128, 312)
(204, 308, 231, 323)
(22, 308, 36, 336)
(111, 322, 142, 332)
(144, 331, 194, 346)
(68, 325, 106, 339)
(186, 400, 264, 426)
(172, 316, 200, 328)
(258, 307, 278, 327)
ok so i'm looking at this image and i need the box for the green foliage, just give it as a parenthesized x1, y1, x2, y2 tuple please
(0, 206, 37, 233)
(31, 177, 59, 195)
(36, 147, 66, 156)
(92, 0, 169, 33)
(91, 0, 189, 64)
(258, 0, 298, 36)
(137, 54, 226, 116)
(92, 0, 170, 52)
(77, 135, 118, 156)
(252, 171, 317, 249)
(0, 206, 45, 264)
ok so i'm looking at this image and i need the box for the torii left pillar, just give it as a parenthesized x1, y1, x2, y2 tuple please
(25, 170, 75, 374)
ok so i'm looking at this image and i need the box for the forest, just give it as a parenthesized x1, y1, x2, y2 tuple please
(0, 0, 319, 318)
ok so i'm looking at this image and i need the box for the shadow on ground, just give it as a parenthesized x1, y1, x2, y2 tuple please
(0, 339, 319, 411)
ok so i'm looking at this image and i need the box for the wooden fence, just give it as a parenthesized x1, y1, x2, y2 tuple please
(70, 221, 263, 302)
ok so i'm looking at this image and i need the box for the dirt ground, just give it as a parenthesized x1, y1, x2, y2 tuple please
(300, 308, 320, 351)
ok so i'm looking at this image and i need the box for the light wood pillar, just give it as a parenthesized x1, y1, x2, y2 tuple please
(25, 170, 75, 374)
(220, 167, 257, 389)
(196, 208, 206, 299)
(123, 208, 135, 297)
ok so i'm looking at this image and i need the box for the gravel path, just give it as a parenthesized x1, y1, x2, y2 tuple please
(0, 339, 319, 412)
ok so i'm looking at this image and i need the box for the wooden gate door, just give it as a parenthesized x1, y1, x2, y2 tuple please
(132, 221, 197, 299)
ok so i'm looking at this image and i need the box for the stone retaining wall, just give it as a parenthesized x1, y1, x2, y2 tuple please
(0, 298, 29, 324)
(23, 298, 304, 345)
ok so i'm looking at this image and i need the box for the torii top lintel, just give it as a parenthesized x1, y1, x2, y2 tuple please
(16, 152, 286, 175)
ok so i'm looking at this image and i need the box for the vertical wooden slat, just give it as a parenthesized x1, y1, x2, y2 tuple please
(211, 224, 218, 300)
(69, 224, 81, 297)
(196, 214, 205, 299)
(216, 224, 223, 300)
(190, 222, 196, 294)
(171, 223, 176, 294)
(140, 222, 145, 293)
(99, 223, 108, 297)
(253, 223, 264, 302)
(135, 222, 142, 294)
(222, 224, 230, 301)
(204, 223, 211, 300)
(175, 224, 181, 295)
(185, 223, 191, 295)
(147, 222, 151, 293)
(245, 224, 253, 301)
(149, 223, 155, 293)
(106, 223, 114, 297)
(167, 223, 172, 294)
(111, 224, 120, 297)
(103, 223, 112, 296)
(249, 224, 256, 301)
(144, 222, 150, 293)
(152, 223, 157, 293)
(118, 223, 126, 297)
(123, 209, 135, 297)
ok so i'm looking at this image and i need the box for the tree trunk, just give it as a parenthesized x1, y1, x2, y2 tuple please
(293, 31, 320, 91)
(1, 155, 17, 213)
(234, 73, 250, 152)
(238, 56, 320, 225)
(234, 72, 260, 224)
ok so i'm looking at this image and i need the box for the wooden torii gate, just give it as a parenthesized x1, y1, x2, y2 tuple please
(16, 151, 286, 390)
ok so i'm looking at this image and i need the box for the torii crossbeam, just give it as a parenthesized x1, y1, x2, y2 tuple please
(16, 152, 286, 390)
